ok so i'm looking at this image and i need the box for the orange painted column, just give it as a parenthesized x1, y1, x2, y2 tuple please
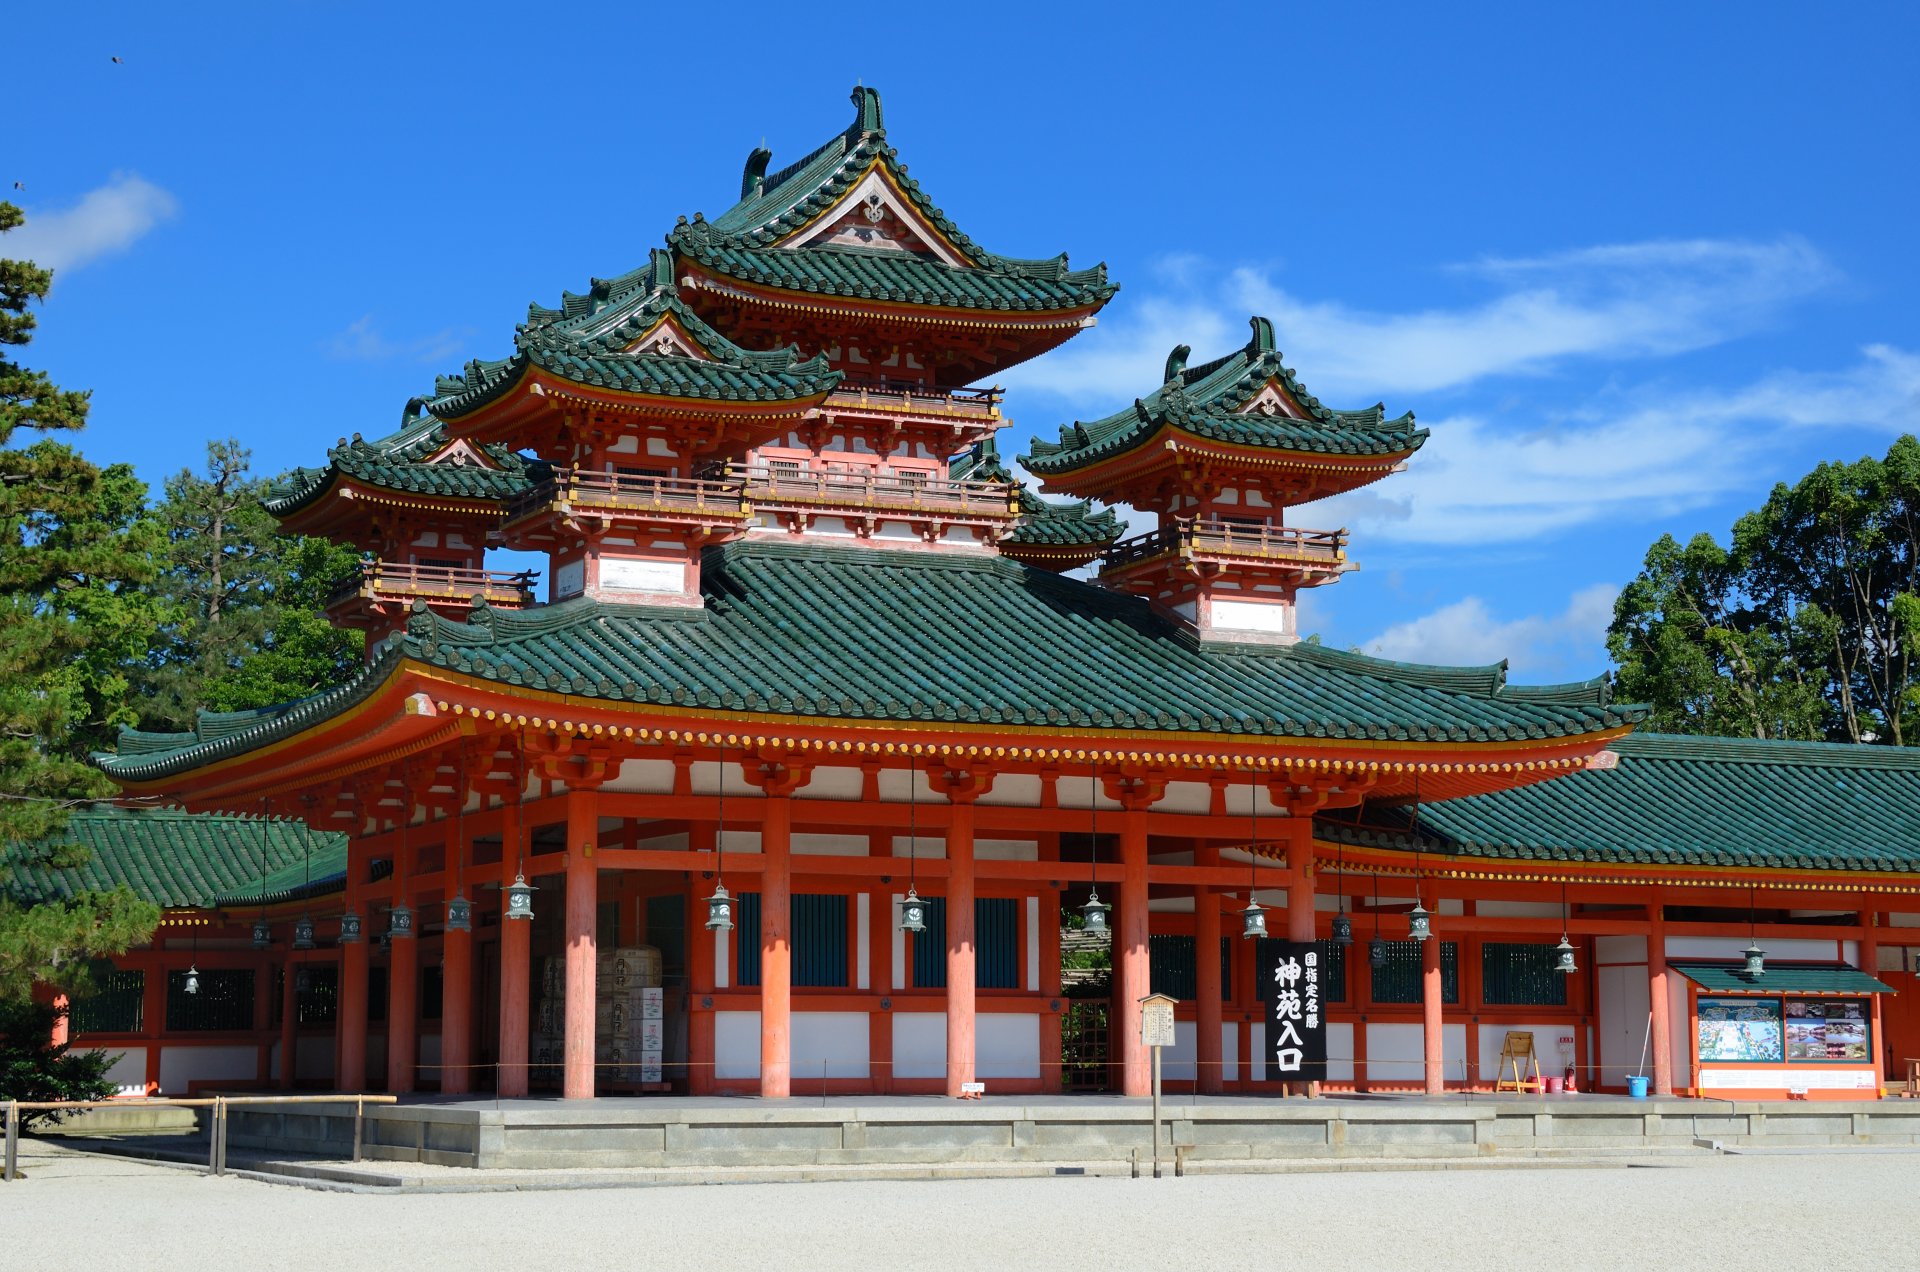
(563, 788, 599, 1100)
(1194, 845, 1223, 1095)
(1862, 910, 1884, 1095)
(338, 932, 368, 1090)
(760, 788, 793, 1098)
(945, 796, 977, 1097)
(440, 923, 473, 1095)
(497, 790, 531, 1098)
(387, 926, 419, 1094)
(1118, 804, 1150, 1098)
(280, 962, 299, 1089)
(48, 991, 69, 1048)
(1421, 883, 1444, 1095)
(1649, 898, 1673, 1096)
(688, 822, 716, 1096)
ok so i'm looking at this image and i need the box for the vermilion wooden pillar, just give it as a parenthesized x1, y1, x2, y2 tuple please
(387, 928, 419, 1094)
(760, 788, 793, 1098)
(1421, 882, 1444, 1095)
(1649, 896, 1673, 1096)
(279, 962, 299, 1089)
(497, 788, 531, 1099)
(1117, 804, 1151, 1098)
(562, 788, 599, 1100)
(1194, 845, 1223, 1095)
(338, 933, 369, 1090)
(945, 795, 977, 1097)
(440, 924, 473, 1095)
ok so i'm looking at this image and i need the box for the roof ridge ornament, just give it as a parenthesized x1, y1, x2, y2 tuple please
(849, 84, 884, 137)
(741, 147, 772, 200)
(1163, 344, 1190, 383)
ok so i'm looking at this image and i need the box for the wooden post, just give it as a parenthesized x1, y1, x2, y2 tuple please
(4, 1101, 17, 1182)
(760, 784, 793, 1098)
(1118, 804, 1151, 1098)
(1649, 896, 1673, 1096)
(1194, 845, 1224, 1096)
(563, 788, 599, 1100)
(387, 927, 418, 1094)
(1421, 881, 1445, 1095)
(497, 768, 531, 1099)
(945, 791, 977, 1098)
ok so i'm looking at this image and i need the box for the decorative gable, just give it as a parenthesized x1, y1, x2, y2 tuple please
(621, 314, 716, 361)
(422, 437, 499, 470)
(777, 165, 968, 268)
(1237, 379, 1308, 419)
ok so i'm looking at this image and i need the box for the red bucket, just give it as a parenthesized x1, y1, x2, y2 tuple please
(1544, 1076, 1564, 1093)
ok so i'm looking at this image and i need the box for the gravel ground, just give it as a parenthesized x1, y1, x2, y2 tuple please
(5, 1141, 1920, 1272)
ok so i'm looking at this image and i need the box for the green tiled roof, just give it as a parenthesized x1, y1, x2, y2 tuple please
(264, 398, 539, 521)
(1672, 962, 1894, 994)
(99, 541, 1639, 783)
(1024, 317, 1424, 475)
(671, 86, 1116, 316)
(432, 250, 842, 420)
(1317, 732, 1920, 873)
(950, 440, 1121, 548)
(3, 806, 346, 909)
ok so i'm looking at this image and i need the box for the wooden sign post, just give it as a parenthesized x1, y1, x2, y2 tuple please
(1140, 993, 1177, 1178)
(1495, 1030, 1541, 1094)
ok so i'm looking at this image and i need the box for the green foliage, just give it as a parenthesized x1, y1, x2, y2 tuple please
(0, 205, 160, 998)
(142, 440, 363, 730)
(1611, 436, 1920, 744)
(0, 998, 122, 1129)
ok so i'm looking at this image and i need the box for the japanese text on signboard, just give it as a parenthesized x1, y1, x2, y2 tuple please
(1264, 940, 1328, 1081)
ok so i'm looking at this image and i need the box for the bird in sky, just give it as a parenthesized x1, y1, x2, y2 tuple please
(10, 182, 22, 192)
(111, 55, 124, 64)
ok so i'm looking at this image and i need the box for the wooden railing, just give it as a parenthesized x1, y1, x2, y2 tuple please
(505, 468, 749, 523)
(1103, 518, 1348, 571)
(713, 462, 1018, 519)
(827, 381, 1002, 419)
(330, 561, 538, 609)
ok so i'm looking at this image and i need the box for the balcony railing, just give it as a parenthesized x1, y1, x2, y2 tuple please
(827, 380, 1002, 420)
(504, 468, 749, 524)
(329, 561, 539, 609)
(1103, 518, 1349, 572)
(713, 462, 1019, 520)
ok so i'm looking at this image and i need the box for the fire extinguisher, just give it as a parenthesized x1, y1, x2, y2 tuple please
(1564, 1067, 1578, 1093)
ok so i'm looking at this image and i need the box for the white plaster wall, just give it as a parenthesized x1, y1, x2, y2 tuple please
(857, 893, 871, 990)
(1666, 936, 1837, 961)
(1025, 897, 1041, 991)
(634, 831, 690, 851)
(1362, 1023, 1467, 1086)
(1595, 935, 1648, 964)
(1164, 1019, 1198, 1081)
(793, 833, 867, 856)
(892, 1013, 946, 1079)
(977, 774, 1043, 808)
(794, 1012, 869, 1080)
(978, 1013, 1040, 1080)
(158, 1045, 256, 1095)
(84, 1046, 146, 1095)
(714, 1010, 760, 1079)
(1156, 781, 1212, 814)
(976, 839, 1037, 861)
(1221, 1023, 1238, 1082)
(797, 767, 863, 800)
(1475, 900, 1562, 918)
(891, 835, 945, 859)
(602, 761, 675, 794)
(714, 924, 730, 989)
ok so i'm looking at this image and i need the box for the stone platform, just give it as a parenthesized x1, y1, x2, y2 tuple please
(221, 1093, 1920, 1172)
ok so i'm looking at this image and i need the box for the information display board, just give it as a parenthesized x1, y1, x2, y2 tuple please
(1784, 999, 1870, 1061)
(1262, 940, 1327, 1082)
(1697, 998, 1783, 1062)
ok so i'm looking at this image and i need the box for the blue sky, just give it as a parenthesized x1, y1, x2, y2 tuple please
(13, 2, 1919, 681)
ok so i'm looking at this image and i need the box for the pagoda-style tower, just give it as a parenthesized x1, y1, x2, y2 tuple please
(1023, 318, 1425, 643)
(951, 439, 1122, 572)
(266, 409, 537, 643)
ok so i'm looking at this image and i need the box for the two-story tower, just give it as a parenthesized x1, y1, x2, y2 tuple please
(1023, 318, 1425, 642)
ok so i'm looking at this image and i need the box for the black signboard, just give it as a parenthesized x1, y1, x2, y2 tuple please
(1263, 939, 1328, 1082)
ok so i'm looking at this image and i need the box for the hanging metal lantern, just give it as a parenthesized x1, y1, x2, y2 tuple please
(295, 965, 313, 995)
(1368, 936, 1389, 969)
(293, 914, 317, 951)
(1080, 887, 1110, 936)
(1554, 936, 1578, 974)
(897, 887, 927, 934)
(338, 909, 363, 944)
(1331, 912, 1353, 947)
(184, 964, 201, 996)
(705, 882, 734, 931)
(503, 873, 536, 921)
(1742, 942, 1766, 980)
(251, 919, 272, 950)
(1240, 899, 1268, 940)
(1407, 902, 1432, 943)
(388, 904, 415, 940)
(446, 894, 472, 933)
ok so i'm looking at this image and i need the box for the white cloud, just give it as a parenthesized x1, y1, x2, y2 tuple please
(1008, 237, 1836, 408)
(1301, 343, 1920, 545)
(6, 173, 178, 272)
(1362, 583, 1619, 679)
(325, 315, 469, 364)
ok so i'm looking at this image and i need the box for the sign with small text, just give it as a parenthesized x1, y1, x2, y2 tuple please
(1263, 940, 1328, 1082)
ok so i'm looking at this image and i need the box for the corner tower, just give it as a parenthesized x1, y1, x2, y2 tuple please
(1023, 318, 1424, 643)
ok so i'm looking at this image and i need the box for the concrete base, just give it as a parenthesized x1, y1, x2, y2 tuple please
(222, 1095, 1920, 1172)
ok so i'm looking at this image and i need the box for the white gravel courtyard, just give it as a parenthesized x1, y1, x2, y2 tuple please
(4, 1141, 1918, 1271)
